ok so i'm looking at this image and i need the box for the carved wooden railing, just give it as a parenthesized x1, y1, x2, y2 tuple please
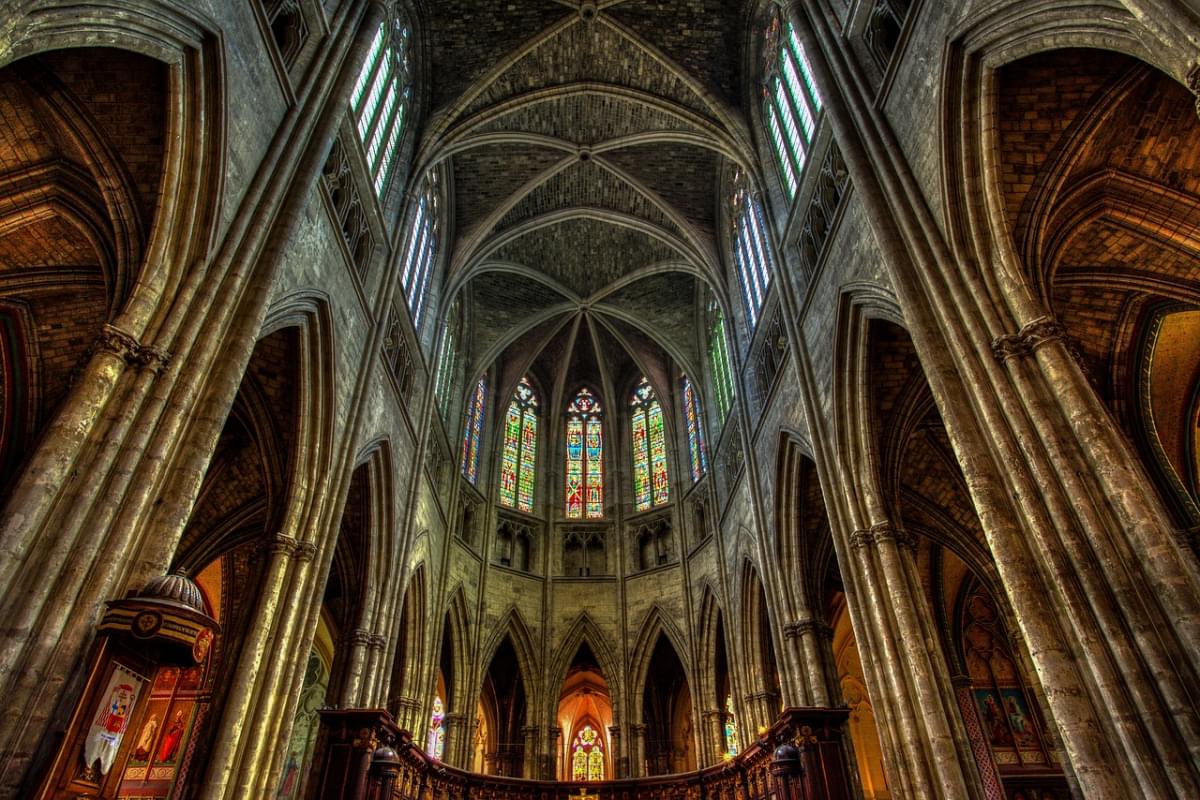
(311, 708, 852, 800)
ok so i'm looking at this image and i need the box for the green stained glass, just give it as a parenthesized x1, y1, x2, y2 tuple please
(499, 378, 537, 512)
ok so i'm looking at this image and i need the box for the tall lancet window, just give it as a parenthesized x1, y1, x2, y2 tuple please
(682, 375, 708, 482)
(427, 694, 445, 759)
(399, 177, 439, 327)
(763, 12, 823, 200)
(708, 300, 735, 424)
(349, 11, 413, 195)
(731, 176, 775, 329)
(631, 378, 669, 511)
(460, 375, 487, 483)
(566, 388, 604, 519)
(499, 378, 538, 513)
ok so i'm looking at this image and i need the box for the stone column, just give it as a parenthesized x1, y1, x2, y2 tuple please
(340, 628, 372, 706)
(442, 713, 466, 766)
(843, 524, 984, 800)
(520, 725, 540, 778)
(607, 725, 623, 777)
(783, 619, 835, 707)
(543, 726, 561, 779)
(701, 709, 725, 765)
(630, 723, 647, 777)
(362, 634, 387, 706)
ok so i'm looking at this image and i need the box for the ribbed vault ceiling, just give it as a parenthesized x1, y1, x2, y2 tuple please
(419, 0, 759, 407)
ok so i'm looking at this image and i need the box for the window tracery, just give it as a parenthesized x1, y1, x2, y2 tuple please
(730, 176, 776, 329)
(682, 375, 708, 483)
(707, 301, 735, 424)
(570, 724, 604, 781)
(461, 374, 487, 484)
(349, 10, 412, 195)
(631, 378, 669, 511)
(762, 12, 823, 201)
(398, 176, 439, 328)
(566, 388, 604, 519)
(499, 378, 538, 513)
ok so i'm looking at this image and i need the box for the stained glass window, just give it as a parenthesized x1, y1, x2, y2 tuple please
(571, 725, 604, 781)
(631, 378, 669, 511)
(762, 14, 823, 201)
(460, 375, 487, 483)
(708, 302, 735, 423)
(427, 694, 445, 759)
(399, 177, 439, 328)
(723, 694, 740, 758)
(435, 302, 459, 420)
(731, 178, 775, 329)
(350, 13, 412, 196)
(499, 378, 538, 513)
(682, 375, 707, 482)
(566, 388, 604, 519)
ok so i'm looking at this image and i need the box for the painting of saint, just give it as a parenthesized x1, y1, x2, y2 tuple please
(976, 690, 1012, 747)
(1001, 689, 1039, 749)
(157, 708, 188, 763)
(132, 714, 158, 762)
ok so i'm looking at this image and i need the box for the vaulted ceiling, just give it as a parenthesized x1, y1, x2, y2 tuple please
(416, 0, 764, 410)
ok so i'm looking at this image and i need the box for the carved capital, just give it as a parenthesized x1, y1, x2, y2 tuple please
(94, 323, 142, 363)
(293, 541, 318, 562)
(849, 529, 875, 549)
(349, 628, 372, 647)
(784, 618, 830, 640)
(268, 533, 299, 557)
(870, 522, 916, 551)
(134, 344, 172, 374)
(369, 634, 387, 650)
(992, 315, 1067, 362)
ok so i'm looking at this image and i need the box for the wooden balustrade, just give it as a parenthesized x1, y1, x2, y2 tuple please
(311, 708, 852, 800)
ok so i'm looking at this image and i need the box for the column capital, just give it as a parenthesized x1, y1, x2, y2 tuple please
(871, 522, 917, 551)
(294, 541, 319, 562)
(349, 628, 372, 647)
(1188, 62, 1200, 120)
(991, 315, 1067, 362)
(368, 633, 387, 650)
(849, 529, 875, 549)
(267, 532, 299, 557)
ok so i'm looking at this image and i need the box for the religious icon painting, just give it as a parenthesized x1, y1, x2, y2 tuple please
(999, 689, 1041, 752)
(974, 689, 1014, 751)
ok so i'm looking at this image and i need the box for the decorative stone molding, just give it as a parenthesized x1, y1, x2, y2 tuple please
(294, 541, 319, 562)
(92, 324, 173, 374)
(871, 521, 917, 551)
(369, 634, 387, 650)
(349, 628, 373, 647)
(991, 316, 1067, 362)
(783, 619, 831, 640)
(849, 529, 875, 549)
(268, 533, 299, 557)
(795, 144, 850, 283)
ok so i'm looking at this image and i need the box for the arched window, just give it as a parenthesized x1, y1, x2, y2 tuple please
(566, 388, 604, 519)
(461, 374, 487, 483)
(427, 694, 445, 759)
(399, 176, 439, 327)
(723, 694, 740, 758)
(631, 378, 669, 511)
(762, 12, 823, 200)
(730, 176, 775, 328)
(682, 375, 708, 482)
(571, 724, 605, 781)
(499, 378, 538, 513)
(349, 11, 413, 195)
(707, 300, 735, 423)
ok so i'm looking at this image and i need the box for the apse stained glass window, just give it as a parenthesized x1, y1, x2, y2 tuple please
(427, 694, 445, 759)
(708, 303, 735, 423)
(731, 179, 775, 329)
(566, 388, 604, 519)
(682, 375, 708, 482)
(399, 178, 439, 328)
(460, 375, 487, 483)
(631, 378, 669, 511)
(763, 14, 823, 201)
(723, 694, 740, 758)
(571, 725, 605, 781)
(349, 13, 412, 195)
(499, 378, 538, 513)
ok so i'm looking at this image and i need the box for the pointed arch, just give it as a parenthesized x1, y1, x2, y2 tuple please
(738, 560, 781, 721)
(389, 562, 427, 723)
(548, 613, 622, 724)
(627, 604, 693, 722)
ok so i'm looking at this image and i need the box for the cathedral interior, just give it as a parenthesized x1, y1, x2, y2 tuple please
(1, 0, 1200, 798)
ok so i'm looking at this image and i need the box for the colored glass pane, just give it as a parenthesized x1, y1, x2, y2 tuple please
(428, 695, 445, 759)
(460, 375, 486, 483)
(571, 725, 604, 782)
(709, 308, 734, 423)
(683, 376, 708, 482)
(499, 378, 538, 512)
(350, 17, 410, 196)
(566, 389, 603, 519)
(724, 694, 740, 758)
(631, 378, 668, 511)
